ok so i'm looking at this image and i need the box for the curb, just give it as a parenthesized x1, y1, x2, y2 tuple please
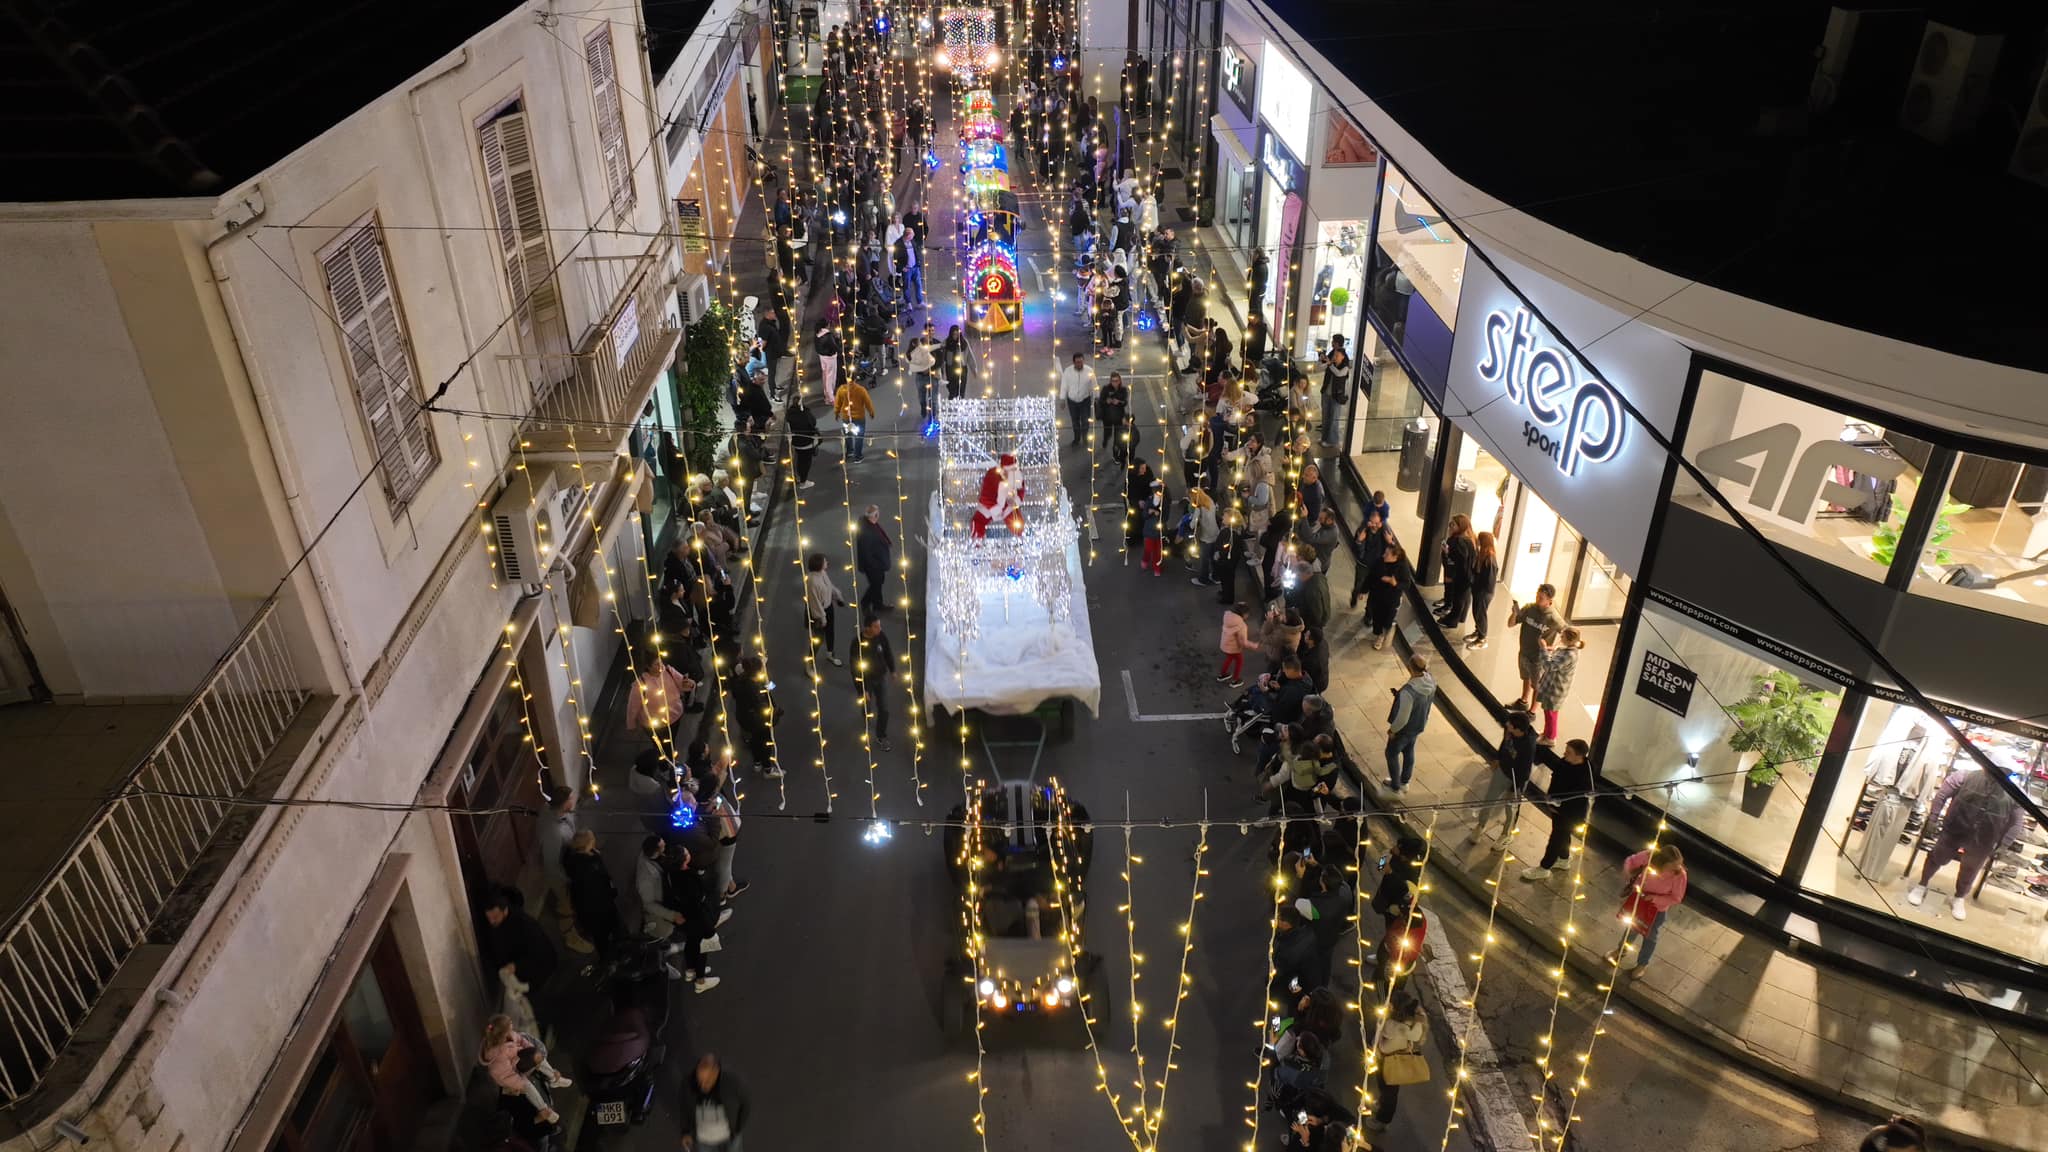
(1374, 626, 2031, 1152)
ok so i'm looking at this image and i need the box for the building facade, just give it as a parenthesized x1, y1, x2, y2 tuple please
(0, 2, 760, 1147)
(1204, 0, 2048, 990)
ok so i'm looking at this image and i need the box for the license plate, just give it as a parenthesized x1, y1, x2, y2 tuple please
(595, 1102, 628, 1126)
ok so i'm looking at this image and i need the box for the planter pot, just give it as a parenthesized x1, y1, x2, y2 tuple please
(1739, 775, 1776, 818)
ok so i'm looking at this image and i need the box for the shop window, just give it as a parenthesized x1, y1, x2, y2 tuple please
(1608, 598, 1846, 873)
(1348, 327, 1430, 546)
(1804, 700, 2047, 962)
(1443, 428, 1627, 725)
(1304, 220, 1366, 356)
(1675, 370, 1925, 577)
(1368, 161, 1464, 390)
(1906, 448, 2048, 628)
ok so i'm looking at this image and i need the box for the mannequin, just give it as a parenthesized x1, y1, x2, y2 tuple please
(1908, 767, 2025, 921)
(1854, 715, 1934, 880)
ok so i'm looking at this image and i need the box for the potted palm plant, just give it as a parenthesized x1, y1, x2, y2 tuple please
(1725, 674, 1835, 817)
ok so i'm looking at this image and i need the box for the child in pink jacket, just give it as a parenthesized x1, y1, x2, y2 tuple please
(1609, 844, 1688, 975)
(1217, 601, 1258, 687)
(479, 1013, 572, 1124)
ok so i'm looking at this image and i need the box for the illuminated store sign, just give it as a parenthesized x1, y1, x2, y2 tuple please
(1475, 307, 1626, 477)
(1221, 40, 1256, 118)
(1258, 42, 1312, 159)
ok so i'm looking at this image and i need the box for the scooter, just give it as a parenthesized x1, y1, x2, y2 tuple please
(581, 939, 674, 1135)
(485, 1077, 557, 1152)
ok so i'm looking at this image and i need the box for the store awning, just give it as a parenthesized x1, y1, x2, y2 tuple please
(1212, 116, 1253, 169)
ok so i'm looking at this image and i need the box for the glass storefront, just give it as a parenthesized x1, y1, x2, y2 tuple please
(1608, 597, 1847, 872)
(1303, 219, 1366, 356)
(1677, 369, 1927, 576)
(1217, 144, 1256, 256)
(1368, 160, 1464, 391)
(1806, 700, 2048, 961)
(1444, 426, 1629, 724)
(1908, 446, 2048, 627)
(1347, 326, 1430, 545)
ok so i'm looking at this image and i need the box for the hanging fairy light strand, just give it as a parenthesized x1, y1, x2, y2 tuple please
(1529, 797, 1597, 1148)
(1437, 803, 1523, 1148)
(1140, 799, 1210, 1150)
(1046, 780, 1149, 1152)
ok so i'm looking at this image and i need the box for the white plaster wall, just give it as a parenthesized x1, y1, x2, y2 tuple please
(211, 1, 670, 672)
(147, 533, 510, 1150)
(0, 223, 239, 696)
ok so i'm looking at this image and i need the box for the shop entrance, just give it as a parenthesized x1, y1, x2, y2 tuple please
(450, 678, 549, 908)
(1256, 175, 1286, 335)
(1448, 433, 1630, 624)
(266, 924, 440, 1152)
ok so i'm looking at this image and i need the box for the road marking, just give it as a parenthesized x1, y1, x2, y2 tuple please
(1418, 925, 1540, 1152)
(1121, 670, 1228, 722)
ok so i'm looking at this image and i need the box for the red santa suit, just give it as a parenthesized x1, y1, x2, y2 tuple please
(970, 454, 1026, 538)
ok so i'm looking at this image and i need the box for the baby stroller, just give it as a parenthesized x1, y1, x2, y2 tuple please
(1222, 685, 1276, 755)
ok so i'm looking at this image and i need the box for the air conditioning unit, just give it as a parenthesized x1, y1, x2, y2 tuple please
(2009, 62, 2048, 187)
(677, 272, 713, 327)
(1898, 21, 2003, 142)
(490, 472, 573, 584)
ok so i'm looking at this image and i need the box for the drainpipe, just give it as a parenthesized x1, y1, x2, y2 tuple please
(203, 191, 364, 699)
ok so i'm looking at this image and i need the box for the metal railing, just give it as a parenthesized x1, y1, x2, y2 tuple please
(0, 602, 311, 1105)
(515, 235, 680, 442)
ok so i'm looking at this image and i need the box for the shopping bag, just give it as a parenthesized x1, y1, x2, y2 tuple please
(1618, 891, 1658, 935)
(1380, 1052, 1431, 1086)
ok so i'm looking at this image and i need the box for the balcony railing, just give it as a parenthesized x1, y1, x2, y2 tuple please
(0, 602, 311, 1106)
(511, 234, 681, 455)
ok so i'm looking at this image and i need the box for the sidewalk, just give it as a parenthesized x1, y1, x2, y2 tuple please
(1303, 536, 2048, 1151)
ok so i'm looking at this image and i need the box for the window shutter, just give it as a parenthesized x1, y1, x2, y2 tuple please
(321, 220, 437, 507)
(584, 27, 635, 216)
(479, 110, 568, 363)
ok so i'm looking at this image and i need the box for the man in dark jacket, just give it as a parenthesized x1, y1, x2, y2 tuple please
(1478, 707, 1540, 841)
(562, 830, 626, 958)
(855, 504, 892, 615)
(1293, 862, 1353, 957)
(727, 655, 781, 779)
(852, 614, 896, 752)
(1271, 905, 1329, 996)
(759, 307, 790, 397)
(1524, 738, 1598, 880)
(682, 1054, 749, 1151)
(1370, 834, 1429, 930)
(482, 885, 559, 1028)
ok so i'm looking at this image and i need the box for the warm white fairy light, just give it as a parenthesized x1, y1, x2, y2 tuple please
(1438, 803, 1521, 1146)
(1530, 798, 1596, 1144)
(1046, 780, 1148, 1152)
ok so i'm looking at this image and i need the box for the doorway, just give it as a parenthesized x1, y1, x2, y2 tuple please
(266, 925, 440, 1152)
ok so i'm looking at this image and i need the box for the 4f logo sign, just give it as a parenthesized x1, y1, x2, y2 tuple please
(1695, 425, 1906, 524)
(1477, 308, 1626, 477)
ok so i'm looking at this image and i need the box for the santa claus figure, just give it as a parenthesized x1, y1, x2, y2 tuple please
(970, 453, 1027, 538)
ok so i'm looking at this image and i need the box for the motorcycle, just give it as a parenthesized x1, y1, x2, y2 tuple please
(581, 939, 674, 1136)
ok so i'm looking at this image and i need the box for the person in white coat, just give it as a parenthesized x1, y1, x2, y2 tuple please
(1059, 351, 1097, 447)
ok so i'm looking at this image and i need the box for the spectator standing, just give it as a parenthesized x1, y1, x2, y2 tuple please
(1348, 509, 1394, 610)
(856, 504, 893, 615)
(562, 830, 624, 957)
(942, 324, 976, 399)
(1189, 489, 1221, 583)
(905, 323, 940, 424)
(1365, 544, 1408, 650)
(1465, 531, 1500, 649)
(1366, 989, 1430, 1130)
(1476, 708, 1540, 840)
(1437, 513, 1476, 629)
(1507, 583, 1565, 709)
(805, 553, 849, 666)
(1536, 627, 1586, 745)
(1059, 351, 1096, 447)
(532, 780, 584, 950)
(1383, 655, 1437, 793)
(1098, 370, 1130, 458)
(1216, 600, 1256, 687)
(480, 1014, 571, 1127)
(481, 885, 558, 1035)
(1316, 335, 1352, 447)
(1212, 508, 1245, 604)
(1608, 844, 1688, 975)
(728, 655, 782, 778)
(1524, 738, 1596, 880)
